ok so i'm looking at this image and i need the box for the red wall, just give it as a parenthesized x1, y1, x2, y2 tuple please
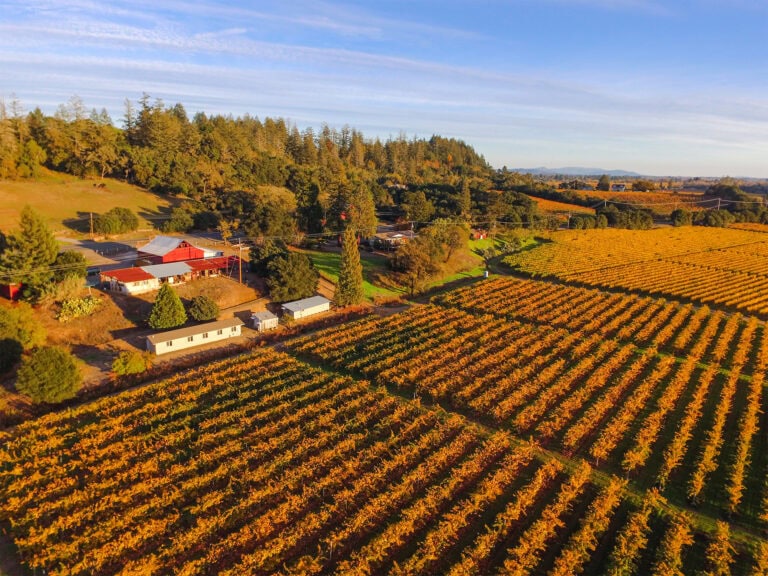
(161, 244, 205, 263)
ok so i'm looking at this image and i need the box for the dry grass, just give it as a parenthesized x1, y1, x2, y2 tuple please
(0, 169, 174, 234)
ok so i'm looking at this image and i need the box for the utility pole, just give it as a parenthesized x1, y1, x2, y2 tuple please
(717, 198, 721, 210)
(89, 212, 94, 240)
(238, 240, 243, 284)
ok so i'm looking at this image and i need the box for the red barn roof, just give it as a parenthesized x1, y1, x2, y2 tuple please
(186, 256, 236, 272)
(103, 268, 155, 283)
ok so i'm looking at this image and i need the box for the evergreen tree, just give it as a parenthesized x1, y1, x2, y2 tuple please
(148, 283, 187, 329)
(188, 294, 219, 321)
(52, 250, 88, 282)
(597, 174, 611, 191)
(266, 252, 318, 303)
(334, 226, 364, 306)
(15, 346, 82, 403)
(459, 178, 472, 218)
(0, 205, 59, 298)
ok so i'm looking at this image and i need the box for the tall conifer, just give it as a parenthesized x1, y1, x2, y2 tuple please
(148, 283, 187, 329)
(334, 225, 364, 306)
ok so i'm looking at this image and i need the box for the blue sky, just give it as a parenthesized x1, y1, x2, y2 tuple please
(2, 0, 767, 176)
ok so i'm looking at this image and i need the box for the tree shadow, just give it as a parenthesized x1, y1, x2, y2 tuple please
(62, 211, 94, 233)
(72, 344, 113, 373)
(136, 205, 172, 231)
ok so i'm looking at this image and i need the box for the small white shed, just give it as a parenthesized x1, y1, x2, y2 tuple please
(251, 310, 279, 332)
(282, 295, 331, 320)
(146, 317, 244, 355)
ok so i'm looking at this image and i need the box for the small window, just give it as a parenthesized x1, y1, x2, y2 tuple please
(202, 332, 208, 339)
(167, 340, 173, 347)
(187, 336, 194, 342)
(231, 326, 237, 333)
(217, 329, 223, 335)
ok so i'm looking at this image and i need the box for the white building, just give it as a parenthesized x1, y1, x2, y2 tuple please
(102, 268, 160, 295)
(281, 295, 331, 320)
(251, 310, 279, 332)
(146, 317, 244, 355)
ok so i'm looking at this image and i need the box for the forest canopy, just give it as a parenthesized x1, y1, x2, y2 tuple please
(0, 94, 553, 235)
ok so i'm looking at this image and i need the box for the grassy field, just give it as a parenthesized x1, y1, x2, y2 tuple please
(305, 248, 401, 300)
(0, 169, 174, 233)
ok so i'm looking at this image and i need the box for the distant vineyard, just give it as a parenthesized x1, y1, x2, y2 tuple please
(2, 348, 751, 574)
(503, 227, 768, 315)
(291, 279, 768, 525)
(528, 195, 596, 215)
(584, 190, 707, 215)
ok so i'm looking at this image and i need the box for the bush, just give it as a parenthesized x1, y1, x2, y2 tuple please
(15, 346, 82, 403)
(188, 295, 219, 322)
(694, 209, 735, 227)
(112, 350, 152, 376)
(0, 302, 46, 373)
(671, 208, 692, 227)
(57, 296, 101, 322)
(94, 207, 139, 235)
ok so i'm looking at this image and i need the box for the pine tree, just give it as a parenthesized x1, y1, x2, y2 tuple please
(148, 283, 187, 330)
(459, 178, 472, 218)
(188, 294, 219, 322)
(0, 205, 59, 297)
(334, 226, 364, 306)
(266, 252, 318, 303)
(15, 346, 82, 403)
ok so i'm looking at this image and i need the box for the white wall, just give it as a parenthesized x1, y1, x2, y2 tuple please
(285, 302, 330, 320)
(148, 324, 242, 355)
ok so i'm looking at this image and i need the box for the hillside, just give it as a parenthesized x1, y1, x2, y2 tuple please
(0, 169, 174, 233)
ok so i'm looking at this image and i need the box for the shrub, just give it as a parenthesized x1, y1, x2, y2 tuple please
(112, 350, 152, 376)
(57, 296, 101, 322)
(15, 346, 82, 403)
(188, 295, 219, 322)
(94, 207, 139, 235)
(0, 302, 46, 373)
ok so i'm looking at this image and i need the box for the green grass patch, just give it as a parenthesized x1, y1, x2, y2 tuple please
(0, 168, 175, 234)
(306, 249, 400, 300)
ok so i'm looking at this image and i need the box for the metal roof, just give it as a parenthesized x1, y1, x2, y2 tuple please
(281, 295, 331, 313)
(138, 235, 194, 256)
(140, 262, 192, 278)
(186, 256, 233, 271)
(251, 310, 278, 321)
(103, 268, 155, 283)
(146, 317, 244, 344)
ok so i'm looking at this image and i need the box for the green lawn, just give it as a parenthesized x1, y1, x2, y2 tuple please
(306, 249, 401, 300)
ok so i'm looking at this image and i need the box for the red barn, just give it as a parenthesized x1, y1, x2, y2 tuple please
(137, 236, 206, 264)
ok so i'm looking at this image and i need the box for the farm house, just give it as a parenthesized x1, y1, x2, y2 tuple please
(251, 310, 279, 332)
(146, 317, 244, 355)
(281, 295, 331, 320)
(102, 268, 159, 295)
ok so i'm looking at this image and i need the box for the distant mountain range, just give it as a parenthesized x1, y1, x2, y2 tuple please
(511, 167, 643, 177)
